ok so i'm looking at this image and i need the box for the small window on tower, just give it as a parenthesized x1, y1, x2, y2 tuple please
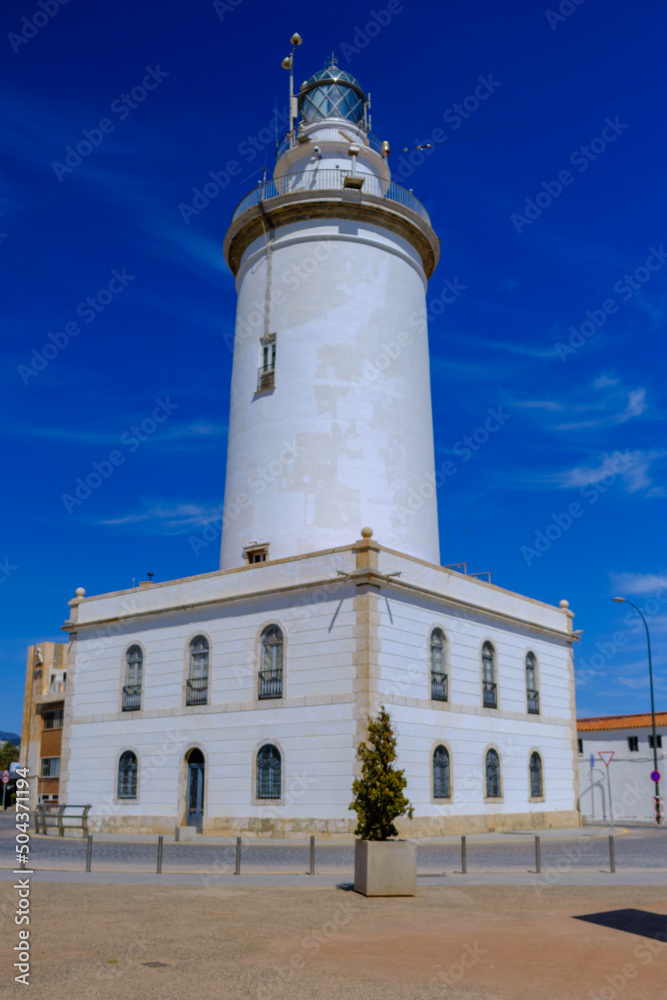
(243, 542, 270, 565)
(257, 334, 276, 392)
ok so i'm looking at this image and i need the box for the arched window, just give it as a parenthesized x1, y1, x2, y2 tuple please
(430, 629, 447, 701)
(433, 745, 450, 798)
(530, 752, 543, 798)
(187, 636, 209, 706)
(482, 642, 497, 708)
(485, 748, 501, 798)
(526, 652, 539, 714)
(257, 744, 281, 799)
(118, 751, 138, 798)
(259, 626, 283, 699)
(123, 645, 143, 711)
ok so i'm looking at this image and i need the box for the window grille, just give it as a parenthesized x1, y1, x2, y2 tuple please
(259, 626, 283, 699)
(526, 652, 539, 714)
(40, 757, 60, 778)
(257, 744, 281, 799)
(627, 736, 639, 752)
(257, 336, 276, 391)
(123, 645, 143, 711)
(430, 629, 448, 701)
(43, 709, 64, 730)
(118, 751, 138, 799)
(187, 636, 209, 705)
(485, 749, 501, 798)
(482, 642, 497, 708)
(433, 745, 450, 798)
(529, 752, 543, 798)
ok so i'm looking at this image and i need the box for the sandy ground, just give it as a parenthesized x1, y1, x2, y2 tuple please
(2, 884, 667, 999)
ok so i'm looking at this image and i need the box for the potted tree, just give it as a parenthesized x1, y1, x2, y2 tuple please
(350, 706, 416, 896)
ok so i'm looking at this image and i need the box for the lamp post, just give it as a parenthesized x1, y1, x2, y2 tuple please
(281, 32, 303, 147)
(613, 596, 662, 824)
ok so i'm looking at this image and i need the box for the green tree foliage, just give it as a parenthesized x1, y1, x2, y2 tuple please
(350, 706, 413, 841)
(0, 742, 20, 770)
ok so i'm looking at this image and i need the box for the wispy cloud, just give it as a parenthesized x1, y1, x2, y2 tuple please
(99, 500, 221, 534)
(10, 420, 227, 447)
(609, 571, 667, 595)
(541, 449, 666, 496)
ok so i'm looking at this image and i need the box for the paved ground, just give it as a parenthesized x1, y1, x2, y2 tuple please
(1, 812, 665, 875)
(2, 882, 667, 999)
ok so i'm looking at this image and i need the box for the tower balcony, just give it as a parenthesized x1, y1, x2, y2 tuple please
(225, 169, 438, 278)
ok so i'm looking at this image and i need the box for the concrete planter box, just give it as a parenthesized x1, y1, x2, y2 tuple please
(354, 839, 416, 896)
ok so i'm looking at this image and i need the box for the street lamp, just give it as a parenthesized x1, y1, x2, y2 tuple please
(281, 32, 303, 147)
(613, 596, 662, 824)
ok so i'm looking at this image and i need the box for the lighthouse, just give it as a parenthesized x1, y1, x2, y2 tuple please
(220, 53, 441, 569)
(58, 47, 579, 839)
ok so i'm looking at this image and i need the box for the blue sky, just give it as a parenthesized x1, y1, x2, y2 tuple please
(2, 0, 666, 734)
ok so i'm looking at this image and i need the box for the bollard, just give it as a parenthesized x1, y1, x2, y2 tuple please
(461, 835, 467, 874)
(609, 834, 616, 873)
(85, 834, 93, 873)
(235, 836, 242, 876)
(535, 835, 541, 874)
(309, 835, 315, 876)
(156, 835, 163, 875)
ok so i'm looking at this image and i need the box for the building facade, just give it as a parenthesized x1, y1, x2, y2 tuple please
(20, 642, 68, 810)
(54, 55, 579, 835)
(577, 713, 666, 823)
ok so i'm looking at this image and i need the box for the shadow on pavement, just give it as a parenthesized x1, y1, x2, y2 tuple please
(574, 908, 667, 940)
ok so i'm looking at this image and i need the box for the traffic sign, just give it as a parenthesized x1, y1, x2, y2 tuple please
(1, 771, 9, 784)
(598, 751, 615, 767)
(651, 771, 661, 783)
(589, 754, 595, 768)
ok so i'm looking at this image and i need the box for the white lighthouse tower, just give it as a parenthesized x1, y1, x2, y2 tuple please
(220, 53, 441, 569)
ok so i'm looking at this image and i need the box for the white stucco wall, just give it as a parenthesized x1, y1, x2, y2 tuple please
(577, 727, 665, 822)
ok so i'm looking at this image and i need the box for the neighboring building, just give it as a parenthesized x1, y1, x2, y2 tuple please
(577, 713, 666, 822)
(20, 642, 68, 810)
(52, 55, 579, 836)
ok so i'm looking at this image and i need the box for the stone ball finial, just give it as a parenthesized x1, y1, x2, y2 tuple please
(75, 587, 86, 598)
(559, 599, 569, 609)
(360, 526, 373, 539)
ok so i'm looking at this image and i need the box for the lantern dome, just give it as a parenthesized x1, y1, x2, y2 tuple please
(298, 54, 366, 125)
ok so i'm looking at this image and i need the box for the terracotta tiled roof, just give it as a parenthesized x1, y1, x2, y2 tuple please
(577, 712, 667, 732)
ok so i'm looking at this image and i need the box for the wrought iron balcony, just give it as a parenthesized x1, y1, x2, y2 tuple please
(431, 672, 448, 702)
(258, 669, 283, 700)
(122, 684, 142, 712)
(232, 168, 430, 224)
(257, 365, 275, 392)
(527, 689, 540, 714)
(483, 681, 497, 709)
(186, 677, 209, 706)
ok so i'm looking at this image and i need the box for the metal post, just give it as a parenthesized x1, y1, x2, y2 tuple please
(85, 834, 93, 873)
(606, 764, 614, 831)
(609, 834, 616, 873)
(156, 835, 163, 875)
(535, 835, 541, 874)
(590, 760, 595, 825)
(309, 835, 315, 876)
(234, 836, 242, 876)
(2, 782, 6, 811)
(461, 835, 467, 874)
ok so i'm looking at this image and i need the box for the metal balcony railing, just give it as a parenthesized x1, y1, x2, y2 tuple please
(186, 677, 209, 706)
(483, 681, 497, 709)
(232, 169, 430, 224)
(527, 689, 540, 714)
(258, 669, 283, 700)
(122, 684, 142, 711)
(257, 365, 275, 392)
(431, 672, 448, 702)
